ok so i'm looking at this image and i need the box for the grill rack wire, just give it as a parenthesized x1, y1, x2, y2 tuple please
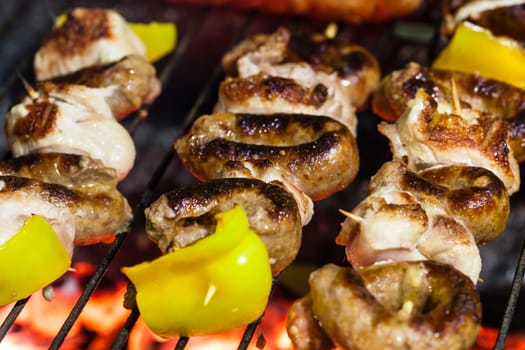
(0, 0, 524, 349)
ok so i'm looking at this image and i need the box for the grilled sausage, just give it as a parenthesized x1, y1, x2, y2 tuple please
(223, 25, 381, 106)
(336, 161, 484, 283)
(289, 262, 481, 350)
(174, 112, 359, 201)
(5, 85, 136, 180)
(144, 178, 303, 274)
(441, 0, 525, 40)
(0, 152, 119, 192)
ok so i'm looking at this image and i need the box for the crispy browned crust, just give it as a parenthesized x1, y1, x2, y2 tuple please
(223, 27, 381, 109)
(373, 62, 525, 162)
(10, 101, 58, 141)
(41, 9, 112, 61)
(174, 112, 359, 200)
(296, 262, 481, 350)
(0, 152, 118, 192)
(145, 178, 302, 274)
(441, 0, 525, 41)
(219, 74, 328, 108)
(417, 165, 509, 243)
(286, 295, 335, 350)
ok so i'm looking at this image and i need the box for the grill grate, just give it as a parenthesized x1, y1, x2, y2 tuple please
(0, 1, 524, 349)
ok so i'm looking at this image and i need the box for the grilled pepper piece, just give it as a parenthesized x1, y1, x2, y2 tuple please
(127, 22, 177, 62)
(122, 205, 273, 338)
(0, 215, 71, 306)
(433, 21, 525, 89)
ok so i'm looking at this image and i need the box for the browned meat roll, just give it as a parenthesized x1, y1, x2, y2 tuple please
(287, 261, 481, 350)
(174, 112, 359, 201)
(377, 89, 520, 195)
(220, 27, 381, 135)
(441, 0, 525, 40)
(144, 178, 303, 274)
(372, 62, 525, 163)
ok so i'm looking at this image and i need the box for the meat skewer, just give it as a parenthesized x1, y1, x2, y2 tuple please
(133, 25, 380, 338)
(147, 26, 379, 271)
(0, 7, 162, 307)
(287, 7, 524, 347)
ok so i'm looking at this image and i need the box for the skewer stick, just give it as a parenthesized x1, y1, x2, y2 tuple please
(18, 73, 39, 100)
(450, 77, 461, 113)
(338, 209, 363, 223)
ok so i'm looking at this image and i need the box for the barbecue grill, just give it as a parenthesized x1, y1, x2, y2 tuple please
(0, 0, 524, 349)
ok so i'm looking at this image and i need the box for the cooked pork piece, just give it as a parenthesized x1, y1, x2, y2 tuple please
(34, 8, 146, 81)
(337, 161, 492, 283)
(0, 177, 75, 256)
(145, 178, 303, 274)
(0, 175, 131, 245)
(42, 55, 161, 120)
(378, 89, 520, 194)
(5, 88, 136, 180)
(215, 72, 357, 136)
(372, 62, 525, 162)
(174, 112, 359, 201)
(287, 262, 481, 350)
(220, 27, 381, 135)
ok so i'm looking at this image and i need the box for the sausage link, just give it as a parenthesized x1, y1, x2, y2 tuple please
(174, 112, 359, 200)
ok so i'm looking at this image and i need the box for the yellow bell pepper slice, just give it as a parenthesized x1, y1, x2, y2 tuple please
(433, 21, 525, 89)
(122, 205, 273, 338)
(128, 22, 177, 62)
(0, 215, 71, 306)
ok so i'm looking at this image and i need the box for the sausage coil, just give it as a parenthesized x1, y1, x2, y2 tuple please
(174, 112, 359, 201)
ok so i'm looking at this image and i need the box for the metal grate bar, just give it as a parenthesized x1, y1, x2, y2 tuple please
(0, 297, 29, 341)
(494, 238, 525, 349)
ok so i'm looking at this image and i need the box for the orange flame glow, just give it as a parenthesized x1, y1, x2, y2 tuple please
(1, 270, 525, 350)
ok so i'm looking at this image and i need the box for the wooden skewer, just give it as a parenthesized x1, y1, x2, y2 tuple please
(18, 73, 39, 100)
(450, 77, 461, 113)
(338, 209, 363, 223)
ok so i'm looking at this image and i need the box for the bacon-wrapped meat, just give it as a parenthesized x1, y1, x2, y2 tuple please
(219, 27, 381, 135)
(377, 89, 520, 195)
(5, 85, 136, 180)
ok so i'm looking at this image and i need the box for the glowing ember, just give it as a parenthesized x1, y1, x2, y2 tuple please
(473, 326, 525, 350)
(0, 262, 130, 350)
(128, 290, 293, 350)
(1, 273, 525, 350)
